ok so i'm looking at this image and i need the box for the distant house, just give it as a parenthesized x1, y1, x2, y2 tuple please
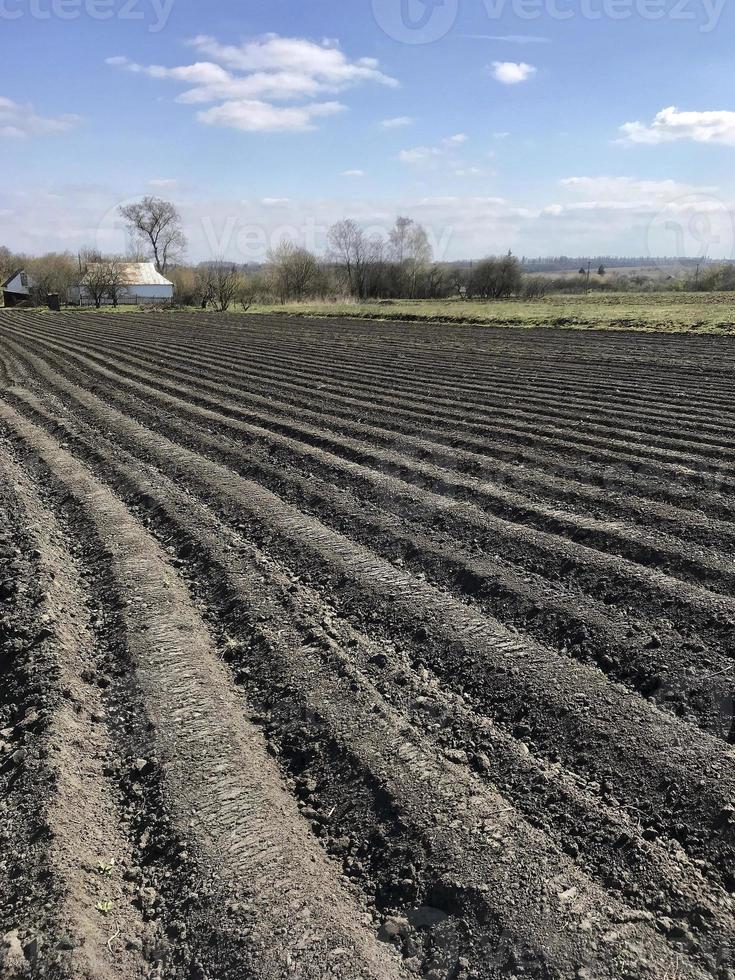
(2, 269, 32, 307)
(68, 261, 174, 306)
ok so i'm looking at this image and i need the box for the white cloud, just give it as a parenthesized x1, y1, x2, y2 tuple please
(490, 62, 537, 85)
(197, 99, 344, 133)
(399, 133, 468, 165)
(5, 173, 729, 265)
(455, 167, 493, 178)
(186, 34, 398, 89)
(0, 95, 80, 139)
(619, 106, 735, 146)
(341, 169, 366, 177)
(381, 116, 413, 128)
(107, 36, 397, 133)
(558, 175, 715, 206)
(398, 146, 439, 164)
(537, 176, 735, 258)
(148, 178, 180, 188)
(109, 57, 329, 105)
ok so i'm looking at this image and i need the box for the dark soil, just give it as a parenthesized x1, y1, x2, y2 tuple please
(2, 309, 735, 979)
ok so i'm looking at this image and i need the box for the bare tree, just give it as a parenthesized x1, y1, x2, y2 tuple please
(82, 262, 114, 309)
(426, 263, 445, 299)
(237, 275, 258, 312)
(404, 223, 433, 298)
(214, 265, 240, 311)
(0, 246, 24, 282)
(386, 216, 433, 297)
(198, 261, 241, 312)
(118, 197, 187, 273)
(328, 219, 371, 299)
(448, 266, 468, 298)
(105, 258, 130, 307)
(25, 252, 77, 305)
(388, 216, 414, 265)
(469, 254, 522, 300)
(79, 256, 129, 308)
(268, 240, 319, 302)
(363, 235, 390, 298)
(78, 247, 104, 267)
(195, 265, 216, 309)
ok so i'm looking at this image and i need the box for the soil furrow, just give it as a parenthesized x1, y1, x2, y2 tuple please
(3, 350, 735, 893)
(6, 332, 735, 610)
(11, 320, 735, 545)
(6, 338, 735, 653)
(4, 310, 735, 978)
(0, 449, 149, 980)
(14, 316, 735, 472)
(0, 401, 407, 980)
(26, 312, 735, 431)
(3, 385, 731, 979)
(6, 374, 734, 745)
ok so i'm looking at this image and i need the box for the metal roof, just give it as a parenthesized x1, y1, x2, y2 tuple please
(2, 269, 27, 290)
(81, 262, 173, 286)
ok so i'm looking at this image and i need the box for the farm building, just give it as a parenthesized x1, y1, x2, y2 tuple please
(2, 269, 33, 307)
(69, 262, 174, 305)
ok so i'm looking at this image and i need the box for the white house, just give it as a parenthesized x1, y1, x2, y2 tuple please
(2, 269, 33, 307)
(69, 262, 174, 305)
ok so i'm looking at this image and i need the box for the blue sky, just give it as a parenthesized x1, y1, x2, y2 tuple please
(3, 0, 735, 261)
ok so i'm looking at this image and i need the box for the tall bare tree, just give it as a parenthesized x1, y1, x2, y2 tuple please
(118, 197, 187, 273)
(328, 219, 370, 299)
(388, 216, 432, 297)
(405, 223, 433, 298)
(388, 215, 414, 265)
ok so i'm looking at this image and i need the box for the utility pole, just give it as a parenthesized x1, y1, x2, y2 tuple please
(586, 259, 591, 292)
(77, 252, 83, 307)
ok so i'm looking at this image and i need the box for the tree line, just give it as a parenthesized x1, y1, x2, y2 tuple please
(3, 196, 735, 310)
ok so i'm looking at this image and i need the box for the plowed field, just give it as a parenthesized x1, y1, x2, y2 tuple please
(1, 310, 734, 980)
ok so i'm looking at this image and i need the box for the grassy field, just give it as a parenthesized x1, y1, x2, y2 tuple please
(7, 291, 735, 333)
(247, 292, 735, 333)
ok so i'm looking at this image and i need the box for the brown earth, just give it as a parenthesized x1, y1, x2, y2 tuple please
(1, 309, 735, 979)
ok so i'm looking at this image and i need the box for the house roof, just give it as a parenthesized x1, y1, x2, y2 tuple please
(1, 269, 27, 291)
(82, 262, 173, 287)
